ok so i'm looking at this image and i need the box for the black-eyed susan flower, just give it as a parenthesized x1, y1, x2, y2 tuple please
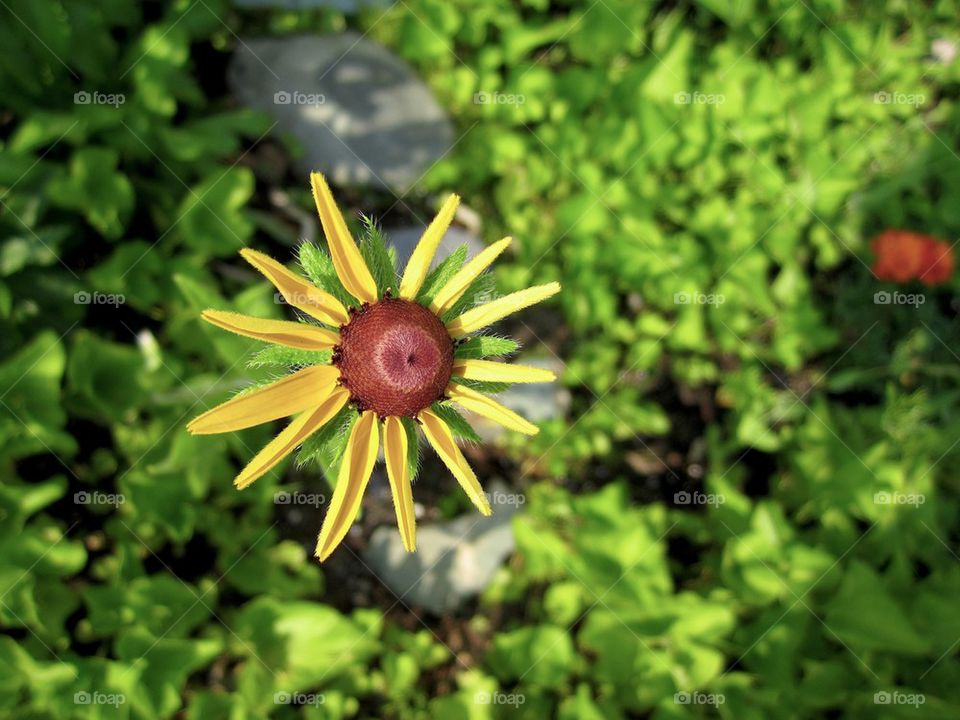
(188, 173, 560, 561)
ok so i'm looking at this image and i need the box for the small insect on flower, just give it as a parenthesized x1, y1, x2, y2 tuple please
(187, 173, 560, 561)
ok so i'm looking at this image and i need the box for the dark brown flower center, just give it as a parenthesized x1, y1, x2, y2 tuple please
(334, 298, 453, 417)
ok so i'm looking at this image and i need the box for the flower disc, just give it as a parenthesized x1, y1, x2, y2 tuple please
(335, 299, 453, 416)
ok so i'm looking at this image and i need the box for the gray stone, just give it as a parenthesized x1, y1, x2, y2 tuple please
(228, 33, 454, 192)
(386, 224, 486, 272)
(364, 482, 523, 614)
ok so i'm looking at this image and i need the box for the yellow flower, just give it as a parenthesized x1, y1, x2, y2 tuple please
(188, 173, 560, 561)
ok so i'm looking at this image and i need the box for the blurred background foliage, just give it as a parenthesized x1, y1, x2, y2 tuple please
(2, 0, 960, 718)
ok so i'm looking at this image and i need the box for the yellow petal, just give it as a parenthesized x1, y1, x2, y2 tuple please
(309, 172, 377, 304)
(445, 282, 561, 337)
(419, 409, 491, 516)
(429, 237, 511, 315)
(240, 248, 349, 326)
(399, 193, 460, 299)
(452, 359, 556, 384)
(383, 416, 416, 552)
(234, 388, 349, 489)
(187, 365, 340, 435)
(201, 310, 339, 350)
(315, 410, 380, 561)
(446, 382, 539, 435)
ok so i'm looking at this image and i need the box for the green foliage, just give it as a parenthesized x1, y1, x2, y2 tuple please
(454, 335, 521, 359)
(439, 270, 497, 323)
(47, 148, 134, 239)
(416, 243, 467, 305)
(247, 344, 332, 368)
(429, 401, 481, 444)
(299, 240, 355, 308)
(3, 0, 960, 718)
(360, 214, 399, 296)
(297, 404, 358, 483)
(401, 416, 422, 482)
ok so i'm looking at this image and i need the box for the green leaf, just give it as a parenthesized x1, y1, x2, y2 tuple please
(297, 405, 357, 484)
(247, 345, 331, 368)
(824, 561, 930, 655)
(234, 597, 379, 689)
(454, 378, 511, 394)
(298, 241, 355, 308)
(416, 243, 467, 306)
(121, 470, 200, 544)
(115, 628, 222, 717)
(46, 148, 133, 239)
(440, 272, 496, 323)
(360, 215, 397, 296)
(486, 625, 576, 688)
(66, 331, 151, 420)
(0, 331, 73, 460)
(401, 416, 421, 482)
(430, 402, 481, 444)
(83, 575, 211, 639)
(223, 540, 322, 600)
(176, 167, 254, 256)
(454, 335, 520, 359)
